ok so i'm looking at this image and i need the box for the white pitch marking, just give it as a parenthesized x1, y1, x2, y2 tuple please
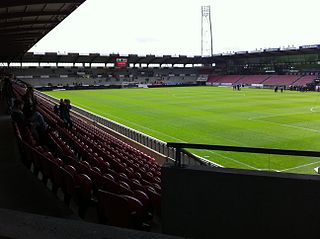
(205, 150, 260, 170)
(264, 119, 320, 134)
(248, 111, 313, 121)
(310, 106, 320, 112)
(249, 115, 320, 134)
(77, 103, 259, 168)
(279, 160, 320, 173)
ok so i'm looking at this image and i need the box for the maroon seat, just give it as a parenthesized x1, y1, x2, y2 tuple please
(78, 160, 91, 174)
(39, 153, 54, 185)
(117, 181, 134, 196)
(145, 186, 161, 216)
(100, 175, 118, 193)
(122, 194, 145, 220)
(131, 179, 146, 192)
(76, 174, 93, 218)
(89, 167, 105, 192)
(133, 189, 150, 209)
(96, 157, 110, 173)
(97, 190, 146, 229)
(86, 156, 99, 168)
(48, 158, 63, 194)
(61, 165, 78, 205)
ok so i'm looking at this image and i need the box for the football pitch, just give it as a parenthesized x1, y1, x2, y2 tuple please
(46, 86, 320, 174)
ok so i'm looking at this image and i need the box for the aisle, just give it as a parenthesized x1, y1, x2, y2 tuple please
(0, 99, 77, 219)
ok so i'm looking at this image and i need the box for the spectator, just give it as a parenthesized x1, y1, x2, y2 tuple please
(22, 86, 37, 119)
(29, 110, 50, 147)
(53, 104, 59, 115)
(59, 98, 65, 119)
(63, 99, 73, 128)
(11, 99, 27, 129)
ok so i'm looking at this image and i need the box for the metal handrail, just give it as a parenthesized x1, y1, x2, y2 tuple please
(168, 142, 320, 167)
(37, 91, 222, 167)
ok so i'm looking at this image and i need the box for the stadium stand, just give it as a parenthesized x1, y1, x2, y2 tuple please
(10, 67, 199, 88)
(206, 73, 317, 89)
(2, 1, 320, 237)
(214, 75, 244, 84)
(260, 75, 302, 86)
(236, 75, 271, 85)
(292, 75, 316, 86)
(8, 81, 162, 231)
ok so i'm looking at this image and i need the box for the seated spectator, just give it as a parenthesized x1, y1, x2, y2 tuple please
(29, 110, 51, 147)
(11, 99, 27, 128)
(22, 86, 38, 119)
(11, 99, 28, 137)
(53, 104, 59, 115)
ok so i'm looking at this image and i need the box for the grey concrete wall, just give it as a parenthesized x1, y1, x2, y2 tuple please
(161, 164, 320, 238)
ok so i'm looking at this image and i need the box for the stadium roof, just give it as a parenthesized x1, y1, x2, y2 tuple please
(0, 0, 86, 62)
(11, 52, 217, 65)
(8, 47, 320, 66)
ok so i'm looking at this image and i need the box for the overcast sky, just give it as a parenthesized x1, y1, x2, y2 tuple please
(30, 0, 320, 56)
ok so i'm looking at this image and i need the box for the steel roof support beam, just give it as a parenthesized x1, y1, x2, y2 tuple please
(0, 1, 84, 8)
(0, 11, 69, 19)
(0, 20, 59, 28)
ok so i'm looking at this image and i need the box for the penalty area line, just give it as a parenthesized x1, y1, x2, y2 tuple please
(279, 160, 320, 173)
(74, 103, 263, 171)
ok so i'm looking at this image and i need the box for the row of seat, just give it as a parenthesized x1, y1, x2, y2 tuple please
(207, 74, 316, 86)
(38, 98, 161, 181)
(17, 133, 152, 229)
(12, 84, 162, 229)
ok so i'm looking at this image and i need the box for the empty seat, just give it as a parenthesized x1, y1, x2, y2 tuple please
(76, 174, 93, 218)
(97, 190, 147, 229)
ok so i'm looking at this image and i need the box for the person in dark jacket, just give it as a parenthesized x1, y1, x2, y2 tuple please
(62, 99, 73, 128)
(53, 104, 59, 115)
(59, 98, 65, 119)
(11, 99, 27, 128)
(22, 86, 37, 119)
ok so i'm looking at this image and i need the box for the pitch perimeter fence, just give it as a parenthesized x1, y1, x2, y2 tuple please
(38, 91, 221, 168)
(168, 142, 320, 172)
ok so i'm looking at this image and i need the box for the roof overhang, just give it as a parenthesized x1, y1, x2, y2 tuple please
(0, 0, 86, 62)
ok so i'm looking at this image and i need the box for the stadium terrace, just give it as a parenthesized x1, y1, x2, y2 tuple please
(2, 1, 320, 239)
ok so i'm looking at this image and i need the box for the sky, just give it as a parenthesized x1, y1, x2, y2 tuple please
(30, 0, 320, 56)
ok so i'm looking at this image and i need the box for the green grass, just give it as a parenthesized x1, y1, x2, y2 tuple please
(45, 86, 320, 174)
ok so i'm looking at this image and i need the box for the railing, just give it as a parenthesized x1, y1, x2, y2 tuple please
(167, 142, 320, 167)
(38, 92, 222, 168)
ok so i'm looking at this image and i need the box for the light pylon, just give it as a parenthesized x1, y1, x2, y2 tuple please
(201, 6, 213, 56)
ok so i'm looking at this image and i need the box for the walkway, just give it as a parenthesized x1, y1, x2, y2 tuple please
(0, 99, 76, 219)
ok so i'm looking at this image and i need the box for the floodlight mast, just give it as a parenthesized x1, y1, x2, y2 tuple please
(201, 6, 213, 57)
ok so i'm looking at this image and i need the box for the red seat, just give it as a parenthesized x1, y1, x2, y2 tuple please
(100, 175, 118, 193)
(48, 158, 64, 194)
(145, 186, 161, 216)
(133, 189, 150, 209)
(61, 165, 78, 205)
(76, 174, 93, 218)
(39, 153, 54, 185)
(131, 179, 147, 192)
(97, 190, 146, 229)
(78, 160, 91, 174)
(89, 167, 104, 192)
